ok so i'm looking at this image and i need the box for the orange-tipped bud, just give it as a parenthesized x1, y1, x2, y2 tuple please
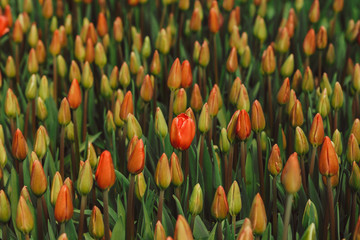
(12, 20, 23, 43)
(155, 153, 171, 190)
(290, 100, 304, 127)
(281, 152, 302, 194)
(127, 136, 145, 175)
(173, 88, 187, 115)
(316, 26, 328, 50)
(140, 75, 154, 102)
(253, 16, 267, 43)
(77, 160, 93, 196)
(5, 56, 16, 79)
(95, 151, 116, 190)
(0, 190, 11, 224)
(291, 70, 302, 93)
(251, 100, 265, 132)
(67, 79, 82, 109)
(309, 113, 324, 147)
(199, 41, 210, 67)
(181, 60, 193, 88)
(94, 42, 107, 69)
(174, 215, 193, 240)
(27, 48, 39, 74)
(168, 58, 182, 91)
(120, 91, 134, 121)
(261, 45, 276, 75)
(275, 27, 290, 53)
(347, 134, 360, 164)
(303, 29, 316, 56)
(227, 110, 240, 143)
(229, 77, 242, 105)
(277, 78, 290, 105)
(190, 84, 203, 112)
(308, 0, 320, 23)
(319, 136, 339, 177)
(16, 195, 34, 234)
(96, 12, 108, 37)
(12, 129, 28, 161)
(349, 161, 360, 191)
(295, 126, 309, 155)
(237, 218, 253, 240)
(58, 98, 71, 125)
(49, 30, 61, 56)
(333, 0, 344, 13)
(198, 103, 211, 133)
(190, 8, 202, 32)
(113, 17, 123, 42)
(170, 113, 196, 150)
(50, 172, 63, 206)
(170, 152, 183, 187)
(208, 8, 219, 34)
(281, 54, 294, 77)
(211, 186, 229, 220)
(89, 206, 104, 239)
(154, 221, 166, 240)
(331, 82, 344, 110)
(236, 110, 251, 141)
(54, 185, 73, 223)
(249, 193, 267, 235)
(302, 67, 314, 92)
(226, 47, 238, 73)
(30, 160, 47, 197)
(268, 144, 282, 176)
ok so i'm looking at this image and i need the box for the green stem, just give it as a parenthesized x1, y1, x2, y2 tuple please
(19, 161, 23, 189)
(318, 51, 323, 81)
(78, 195, 87, 240)
(168, 90, 174, 128)
(232, 215, 236, 236)
(213, 34, 218, 85)
(327, 176, 336, 240)
(37, 198, 43, 240)
(309, 147, 317, 180)
(199, 133, 205, 171)
(25, 234, 30, 240)
(157, 190, 165, 223)
(24, 102, 30, 139)
(159, 4, 167, 29)
(272, 176, 278, 239)
(60, 126, 65, 180)
(31, 99, 36, 137)
(73, 110, 80, 180)
(2, 224, 7, 240)
(82, 89, 89, 142)
(216, 221, 223, 240)
(174, 187, 181, 201)
(351, 192, 356, 239)
(60, 223, 65, 235)
(333, 110, 338, 132)
(15, 44, 20, 85)
(53, 56, 58, 105)
(267, 75, 273, 134)
(190, 214, 196, 232)
(300, 155, 308, 194)
(103, 189, 111, 240)
(126, 175, 135, 240)
(240, 141, 246, 183)
(256, 133, 264, 199)
(282, 194, 294, 240)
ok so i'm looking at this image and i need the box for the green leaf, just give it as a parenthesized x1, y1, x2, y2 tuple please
(9, 168, 21, 240)
(173, 194, 184, 217)
(111, 216, 125, 240)
(192, 215, 210, 239)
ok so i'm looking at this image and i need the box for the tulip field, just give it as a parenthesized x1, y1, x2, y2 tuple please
(2, 0, 360, 239)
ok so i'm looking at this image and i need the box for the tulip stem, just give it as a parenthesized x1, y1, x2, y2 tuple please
(318, 51, 323, 81)
(15, 44, 20, 85)
(213, 34, 219, 85)
(159, 4, 167, 29)
(126, 174, 135, 240)
(267, 75, 273, 135)
(19, 161, 23, 189)
(157, 190, 165, 223)
(282, 193, 293, 240)
(73, 111, 80, 180)
(272, 176, 278, 239)
(60, 223, 65, 234)
(300, 155, 308, 194)
(153, 77, 157, 117)
(175, 187, 181, 202)
(199, 133, 205, 171)
(309, 147, 317, 180)
(240, 141, 246, 183)
(60, 126, 65, 180)
(1, 224, 7, 240)
(117, 43, 124, 66)
(41, 195, 49, 223)
(333, 110, 338, 132)
(24, 102, 30, 139)
(350, 192, 356, 238)
(216, 221, 223, 240)
(78, 195, 87, 240)
(25, 234, 30, 240)
(168, 90, 174, 129)
(327, 176, 336, 240)
(103, 189, 111, 240)
(232, 215, 236, 236)
(37, 197, 43, 240)
(190, 214, 196, 232)
(53, 56, 58, 105)
(82, 89, 89, 142)
(256, 133, 265, 199)
(227, 145, 234, 191)
(224, 154, 229, 193)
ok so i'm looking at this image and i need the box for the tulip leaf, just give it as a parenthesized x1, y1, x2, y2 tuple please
(173, 194, 184, 217)
(9, 167, 21, 240)
(193, 215, 210, 239)
(111, 216, 125, 240)
(65, 219, 78, 240)
(208, 222, 218, 240)
(261, 223, 273, 240)
(47, 220, 55, 240)
(308, 176, 323, 218)
(141, 199, 153, 239)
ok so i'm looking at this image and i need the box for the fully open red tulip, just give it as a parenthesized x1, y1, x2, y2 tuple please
(54, 185, 73, 223)
(12, 129, 28, 161)
(170, 113, 196, 150)
(95, 150, 116, 190)
(236, 110, 251, 141)
(319, 136, 339, 177)
(67, 78, 82, 109)
(0, 16, 9, 38)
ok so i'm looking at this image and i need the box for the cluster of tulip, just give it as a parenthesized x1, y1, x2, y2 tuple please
(1, 0, 360, 239)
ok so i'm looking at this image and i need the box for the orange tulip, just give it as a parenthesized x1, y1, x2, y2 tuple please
(12, 129, 28, 161)
(54, 185, 73, 223)
(67, 79, 82, 109)
(95, 150, 116, 190)
(181, 60, 193, 88)
(127, 136, 145, 175)
(168, 58, 182, 91)
(308, 113, 324, 147)
(236, 110, 251, 141)
(0, 16, 9, 37)
(120, 91, 134, 121)
(170, 113, 196, 150)
(281, 152, 302, 194)
(96, 12, 108, 37)
(319, 136, 339, 177)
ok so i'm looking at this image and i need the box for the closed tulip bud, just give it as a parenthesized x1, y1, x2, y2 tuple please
(113, 17, 123, 42)
(190, 84, 203, 112)
(50, 172, 63, 206)
(227, 181, 241, 216)
(58, 98, 71, 125)
(303, 29, 316, 56)
(127, 113, 142, 139)
(196, 103, 210, 133)
(42, 0, 53, 18)
(237, 84, 250, 112)
(77, 160, 93, 195)
(292, 70, 302, 93)
(49, 30, 61, 56)
(199, 41, 210, 67)
(54, 185, 73, 223)
(154, 107, 168, 139)
(346, 20, 360, 43)
(57, 233, 68, 240)
(5, 88, 20, 118)
(236, 110, 251, 141)
(173, 88, 187, 115)
(260, 131, 267, 151)
(308, 0, 320, 23)
(319, 137, 339, 177)
(35, 126, 49, 158)
(135, 172, 147, 200)
(29, 152, 39, 175)
(96, 12, 107, 37)
(169, 153, 183, 187)
(178, 0, 189, 10)
(64, 14, 72, 34)
(16, 195, 34, 234)
(94, 43, 107, 69)
(227, 110, 240, 143)
(134, 66, 144, 88)
(173, 215, 193, 240)
(281, 152, 301, 194)
(35, 40, 46, 66)
(56, 55, 67, 79)
(107, 67, 119, 90)
(211, 186, 228, 220)
(251, 100, 265, 132)
(95, 151, 116, 190)
(186, 183, 204, 216)
(333, 0, 343, 12)
(0, 190, 11, 223)
(295, 127, 309, 155)
(105, 110, 115, 133)
(0, 140, 6, 169)
(27, 48, 39, 74)
(225, 47, 238, 74)
(12, 20, 23, 43)
(170, 113, 196, 150)
(229, 26, 240, 49)
(331, 82, 343, 110)
(302, 67, 314, 92)
(349, 161, 360, 191)
(208, 7, 219, 34)
(353, 64, 360, 92)
(12, 129, 28, 161)
(84, 38, 94, 63)
(85, 22, 97, 44)
(181, 60, 192, 88)
(139, 74, 153, 102)
(249, 193, 267, 235)
(5, 56, 16, 78)
(167, 58, 182, 91)
(253, 16, 267, 42)
(85, 143, 97, 169)
(129, 52, 140, 75)
(140, 36, 151, 59)
(49, 16, 58, 33)
(229, 77, 241, 105)
(326, 43, 335, 65)
(320, 73, 332, 95)
(155, 153, 171, 190)
(301, 223, 316, 240)
(268, 144, 282, 176)
(62, 178, 73, 201)
(331, 129, 343, 156)
(302, 200, 318, 229)
(316, 26, 327, 50)
(25, 74, 37, 101)
(100, 75, 112, 99)
(150, 50, 161, 76)
(351, 120, 360, 145)
(228, 10, 238, 33)
(185, 108, 196, 130)
(308, 113, 324, 147)
(30, 160, 47, 197)
(347, 58, 355, 77)
(127, 136, 145, 174)
(154, 221, 166, 240)
(120, 91, 134, 121)
(192, 41, 201, 63)
(67, 79, 82, 109)
(347, 134, 360, 164)
(66, 59, 79, 83)
(74, 35, 85, 62)
(277, 78, 290, 105)
(155, 28, 170, 55)
(237, 218, 253, 240)
(219, 128, 230, 153)
(65, 121, 74, 142)
(317, 89, 330, 117)
(275, 27, 290, 53)
(290, 100, 304, 127)
(261, 45, 276, 75)
(281, 54, 294, 77)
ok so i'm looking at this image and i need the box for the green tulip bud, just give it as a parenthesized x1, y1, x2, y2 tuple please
(189, 183, 203, 215)
(77, 160, 93, 195)
(227, 181, 241, 216)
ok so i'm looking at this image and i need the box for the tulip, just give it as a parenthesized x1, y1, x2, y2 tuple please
(154, 221, 166, 240)
(88, 206, 104, 239)
(135, 172, 147, 200)
(347, 134, 360, 164)
(170, 113, 196, 150)
(300, 223, 316, 240)
(277, 78, 290, 105)
(319, 136, 339, 177)
(12, 129, 28, 161)
(126, 114, 142, 140)
(95, 151, 116, 190)
(173, 88, 187, 115)
(254, 16, 267, 43)
(349, 161, 360, 191)
(5, 88, 20, 119)
(308, 0, 320, 23)
(0, 16, 9, 37)
(155, 107, 168, 141)
(303, 29, 316, 56)
(227, 110, 240, 143)
(174, 215, 193, 240)
(227, 181, 241, 233)
(237, 218, 253, 240)
(251, 100, 265, 132)
(140, 75, 154, 102)
(181, 60, 192, 88)
(120, 91, 134, 121)
(189, 183, 203, 218)
(0, 190, 11, 224)
(282, 153, 302, 194)
(170, 152, 183, 188)
(199, 41, 210, 67)
(261, 45, 276, 75)
(67, 79, 82, 109)
(30, 160, 47, 197)
(155, 153, 171, 190)
(51, 172, 63, 206)
(249, 193, 267, 235)
(268, 144, 282, 176)
(236, 110, 251, 141)
(127, 136, 145, 175)
(211, 186, 229, 221)
(281, 54, 294, 77)
(290, 100, 304, 127)
(54, 185, 73, 223)
(16, 196, 34, 234)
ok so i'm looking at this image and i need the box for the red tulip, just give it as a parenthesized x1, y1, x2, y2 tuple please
(67, 79, 82, 109)
(54, 185, 73, 223)
(236, 110, 251, 141)
(95, 150, 116, 190)
(0, 16, 9, 38)
(170, 113, 196, 150)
